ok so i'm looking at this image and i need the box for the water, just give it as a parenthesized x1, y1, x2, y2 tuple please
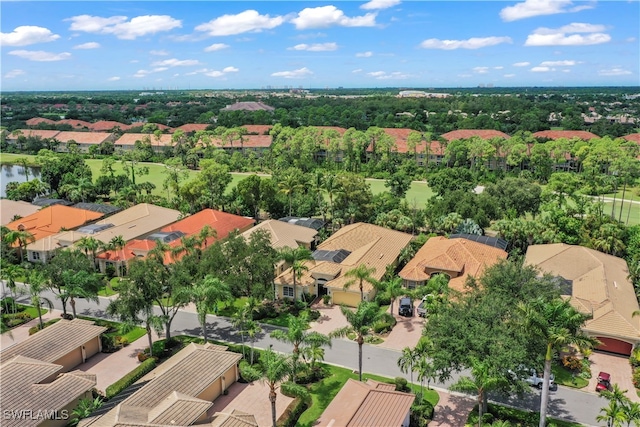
(0, 164, 42, 198)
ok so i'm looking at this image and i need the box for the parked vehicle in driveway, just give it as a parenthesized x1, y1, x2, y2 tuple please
(416, 296, 428, 317)
(398, 297, 413, 317)
(596, 372, 611, 392)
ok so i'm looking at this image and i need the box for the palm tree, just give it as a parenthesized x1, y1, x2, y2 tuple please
(76, 236, 101, 271)
(450, 358, 506, 425)
(330, 302, 384, 381)
(4, 229, 35, 264)
(382, 276, 405, 314)
(344, 263, 377, 302)
(191, 275, 232, 343)
(245, 319, 262, 364)
(270, 312, 331, 383)
(621, 401, 640, 426)
(519, 297, 599, 427)
(397, 346, 419, 385)
(1, 264, 25, 313)
(278, 171, 304, 216)
(597, 400, 626, 427)
(198, 225, 217, 249)
(62, 270, 101, 318)
(258, 347, 292, 427)
(279, 247, 313, 301)
(414, 338, 436, 395)
(25, 269, 53, 330)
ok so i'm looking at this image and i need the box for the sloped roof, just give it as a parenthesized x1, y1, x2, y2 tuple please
(623, 133, 640, 143)
(276, 223, 412, 293)
(317, 379, 415, 427)
(220, 101, 275, 112)
(241, 219, 317, 250)
(31, 197, 73, 207)
(532, 130, 599, 140)
(115, 133, 174, 147)
(25, 117, 56, 126)
(6, 204, 103, 241)
(175, 123, 210, 133)
(1, 356, 96, 427)
(0, 319, 107, 365)
(524, 243, 640, 343)
(243, 124, 273, 135)
(8, 129, 61, 139)
(58, 119, 92, 128)
(210, 410, 258, 427)
(55, 131, 113, 145)
(0, 199, 40, 226)
(449, 233, 508, 251)
(441, 129, 510, 141)
(89, 121, 133, 131)
(399, 236, 508, 293)
(72, 203, 122, 215)
(279, 217, 325, 230)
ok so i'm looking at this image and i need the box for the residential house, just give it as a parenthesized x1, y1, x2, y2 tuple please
(54, 131, 115, 153)
(96, 209, 254, 272)
(532, 130, 599, 141)
(80, 342, 243, 427)
(209, 410, 258, 427)
(27, 203, 180, 266)
(524, 243, 640, 355)
(440, 129, 511, 141)
(1, 356, 96, 427)
(7, 205, 104, 262)
(88, 121, 134, 132)
(114, 133, 174, 153)
(0, 318, 107, 372)
(275, 223, 412, 306)
(0, 199, 40, 226)
(317, 379, 415, 427)
(398, 236, 508, 293)
(5, 129, 61, 147)
(278, 216, 325, 231)
(241, 219, 318, 276)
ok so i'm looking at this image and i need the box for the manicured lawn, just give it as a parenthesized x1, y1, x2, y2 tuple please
(97, 277, 122, 297)
(552, 364, 589, 389)
(297, 364, 439, 427)
(602, 199, 640, 226)
(0, 301, 49, 333)
(77, 315, 146, 344)
(0, 152, 39, 166)
(216, 297, 249, 317)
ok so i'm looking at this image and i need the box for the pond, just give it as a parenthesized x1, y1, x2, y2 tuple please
(1, 164, 42, 198)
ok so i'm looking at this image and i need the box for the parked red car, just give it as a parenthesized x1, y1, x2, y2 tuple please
(596, 372, 611, 392)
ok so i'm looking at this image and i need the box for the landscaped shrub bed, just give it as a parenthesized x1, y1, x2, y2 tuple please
(1, 299, 49, 332)
(28, 318, 60, 335)
(77, 315, 145, 353)
(105, 357, 157, 399)
(466, 403, 583, 427)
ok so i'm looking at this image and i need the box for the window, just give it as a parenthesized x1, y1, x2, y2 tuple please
(283, 286, 294, 298)
(31, 252, 40, 260)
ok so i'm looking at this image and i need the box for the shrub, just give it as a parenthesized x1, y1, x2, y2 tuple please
(137, 352, 149, 362)
(238, 360, 261, 383)
(410, 400, 435, 426)
(277, 395, 310, 427)
(373, 312, 396, 334)
(307, 310, 321, 321)
(561, 355, 582, 372)
(280, 381, 309, 399)
(632, 367, 640, 389)
(375, 292, 391, 306)
(105, 357, 156, 399)
(630, 348, 640, 368)
(322, 294, 331, 305)
(394, 377, 409, 392)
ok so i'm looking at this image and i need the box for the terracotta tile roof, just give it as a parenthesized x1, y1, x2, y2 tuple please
(58, 119, 92, 128)
(1, 356, 96, 427)
(210, 410, 258, 427)
(9, 129, 61, 139)
(88, 343, 241, 427)
(243, 124, 273, 135)
(623, 133, 640, 143)
(89, 121, 133, 131)
(399, 236, 508, 293)
(524, 244, 640, 343)
(0, 318, 107, 365)
(532, 130, 599, 140)
(241, 219, 317, 250)
(175, 123, 210, 133)
(205, 135, 272, 149)
(114, 133, 174, 147)
(276, 223, 412, 293)
(55, 131, 113, 145)
(25, 117, 55, 126)
(441, 129, 510, 141)
(317, 379, 415, 427)
(6, 205, 104, 241)
(0, 199, 40, 226)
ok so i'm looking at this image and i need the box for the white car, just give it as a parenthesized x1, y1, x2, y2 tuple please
(509, 367, 555, 390)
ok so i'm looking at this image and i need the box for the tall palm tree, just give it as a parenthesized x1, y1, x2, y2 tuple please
(279, 247, 313, 301)
(278, 171, 304, 216)
(62, 270, 101, 318)
(245, 319, 262, 364)
(198, 225, 217, 249)
(330, 302, 384, 381)
(77, 236, 101, 271)
(382, 276, 405, 314)
(344, 263, 377, 302)
(25, 269, 53, 330)
(1, 264, 25, 313)
(397, 346, 419, 385)
(4, 229, 35, 264)
(621, 401, 640, 426)
(270, 312, 331, 383)
(191, 275, 232, 343)
(450, 358, 506, 424)
(519, 297, 599, 427)
(597, 400, 626, 427)
(259, 348, 292, 427)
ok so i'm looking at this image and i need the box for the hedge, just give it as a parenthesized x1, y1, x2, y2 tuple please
(105, 357, 157, 399)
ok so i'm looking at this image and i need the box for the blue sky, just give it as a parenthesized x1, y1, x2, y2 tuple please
(1, 0, 639, 90)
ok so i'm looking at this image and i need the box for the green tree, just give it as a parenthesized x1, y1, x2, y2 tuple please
(4, 229, 35, 264)
(597, 400, 626, 427)
(25, 269, 52, 330)
(450, 358, 507, 423)
(1, 264, 24, 313)
(398, 345, 419, 385)
(259, 348, 292, 427)
(191, 275, 232, 343)
(62, 270, 101, 318)
(279, 246, 313, 301)
(330, 302, 384, 381)
(344, 263, 377, 302)
(382, 276, 405, 315)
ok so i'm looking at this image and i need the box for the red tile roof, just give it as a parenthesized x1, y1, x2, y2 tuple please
(175, 124, 210, 133)
(58, 119, 92, 129)
(441, 129, 510, 141)
(243, 124, 273, 135)
(533, 130, 599, 140)
(6, 205, 103, 242)
(89, 121, 133, 131)
(114, 133, 174, 147)
(55, 131, 112, 145)
(10, 129, 60, 139)
(25, 117, 55, 126)
(623, 133, 640, 143)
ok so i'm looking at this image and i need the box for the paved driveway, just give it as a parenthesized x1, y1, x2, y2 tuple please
(587, 351, 639, 403)
(309, 302, 349, 335)
(210, 381, 294, 426)
(378, 300, 425, 351)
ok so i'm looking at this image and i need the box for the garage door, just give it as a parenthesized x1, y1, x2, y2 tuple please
(596, 337, 633, 356)
(331, 291, 361, 307)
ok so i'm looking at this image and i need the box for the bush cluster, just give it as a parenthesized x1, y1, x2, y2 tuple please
(372, 312, 397, 334)
(105, 357, 157, 399)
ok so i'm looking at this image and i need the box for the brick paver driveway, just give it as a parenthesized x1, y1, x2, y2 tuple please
(210, 381, 294, 426)
(309, 302, 349, 335)
(587, 351, 639, 403)
(378, 300, 425, 351)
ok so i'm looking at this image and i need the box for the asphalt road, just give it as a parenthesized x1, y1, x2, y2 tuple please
(9, 288, 603, 426)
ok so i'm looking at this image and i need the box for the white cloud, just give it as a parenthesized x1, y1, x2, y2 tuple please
(134, 67, 169, 77)
(195, 10, 284, 36)
(500, 0, 592, 22)
(150, 49, 169, 56)
(206, 71, 224, 77)
(204, 43, 230, 52)
(73, 42, 100, 50)
(288, 42, 337, 51)
(539, 60, 579, 66)
(222, 66, 239, 73)
(1, 26, 60, 46)
(271, 67, 313, 78)
(151, 58, 200, 67)
(352, 69, 363, 73)
(513, 61, 530, 67)
(525, 23, 610, 46)
(107, 76, 121, 81)
(368, 71, 386, 77)
(291, 6, 377, 29)
(4, 69, 25, 79)
(504, 74, 516, 78)
(361, 0, 401, 10)
(531, 66, 553, 72)
(598, 68, 632, 76)
(67, 14, 182, 40)
(8, 50, 71, 61)
(420, 36, 512, 50)
(473, 66, 490, 74)
(356, 51, 373, 57)
(367, 71, 410, 80)
(494, 66, 504, 70)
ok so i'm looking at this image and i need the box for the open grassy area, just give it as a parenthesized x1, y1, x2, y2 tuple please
(77, 314, 146, 344)
(602, 200, 640, 226)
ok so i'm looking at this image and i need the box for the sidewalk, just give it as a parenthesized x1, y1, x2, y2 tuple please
(429, 390, 475, 427)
